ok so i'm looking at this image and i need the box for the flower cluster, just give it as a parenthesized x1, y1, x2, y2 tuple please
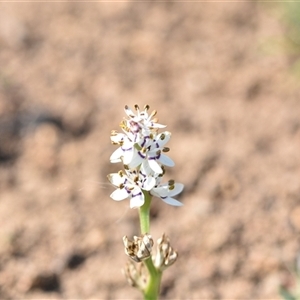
(108, 105, 183, 208)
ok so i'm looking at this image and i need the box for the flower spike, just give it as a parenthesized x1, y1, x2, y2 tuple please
(108, 105, 183, 299)
(108, 105, 183, 208)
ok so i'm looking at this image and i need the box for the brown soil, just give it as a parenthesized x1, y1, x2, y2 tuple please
(0, 2, 300, 299)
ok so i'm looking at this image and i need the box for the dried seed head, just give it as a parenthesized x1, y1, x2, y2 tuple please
(123, 234, 154, 262)
(153, 233, 178, 271)
(123, 260, 139, 287)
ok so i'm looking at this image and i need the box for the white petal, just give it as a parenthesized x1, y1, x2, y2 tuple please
(156, 131, 171, 147)
(151, 185, 168, 198)
(128, 151, 144, 169)
(161, 197, 183, 206)
(110, 188, 129, 201)
(140, 161, 154, 176)
(143, 176, 156, 191)
(122, 149, 135, 165)
(151, 182, 184, 198)
(169, 183, 184, 197)
(110, 147, 123, 163)
(158, 154, 175, 167)
(130, 192, 145, 208)
(110, 132, 125, 144)
(124, 105, 136, 118)
(107, 173, 124, 186)
(148, 159, 163, 174)
(138, 109, 148, 120)
(147, 122, 166, 129)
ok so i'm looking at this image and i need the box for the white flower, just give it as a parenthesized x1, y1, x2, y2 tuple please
(107, 167, 156, 208)
(110, 129, 174, 173)
(123, 104, 166, 136)
(110, 130, 138, 164)
(110, 105, 167, 166)
(110, 138, 135, 165)
(128, 132, 174, 173)
(151, 180, 184, 206)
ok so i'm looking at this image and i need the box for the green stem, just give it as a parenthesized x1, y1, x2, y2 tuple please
(144, 260, 162, 300)
(139, 191, 151, 234)
(139, 191, 162, 300)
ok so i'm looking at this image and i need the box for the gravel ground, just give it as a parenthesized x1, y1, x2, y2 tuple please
(0, 2, 300, 299)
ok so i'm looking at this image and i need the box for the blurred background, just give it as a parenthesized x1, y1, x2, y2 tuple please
(1, 2, 300, 299)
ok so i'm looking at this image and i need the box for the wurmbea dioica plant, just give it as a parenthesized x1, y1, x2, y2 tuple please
(108, 105, 184, 299)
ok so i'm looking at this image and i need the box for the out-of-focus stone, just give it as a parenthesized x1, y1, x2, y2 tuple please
(259, 273, 281, 298)
(220, 278, 252, 299)
(213, 175, 241, 200)
(0, 14, 27, 48)
(80, 229, 106, 255)
(59, 142, 80, 168)
(21, 124, 60, 174)
(244, 244, 279, 276)
(218, 248, 240, 276)
(204, 219, 232, 251)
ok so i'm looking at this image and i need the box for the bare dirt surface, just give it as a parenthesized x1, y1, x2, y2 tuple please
(1, 2, 300, 299)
